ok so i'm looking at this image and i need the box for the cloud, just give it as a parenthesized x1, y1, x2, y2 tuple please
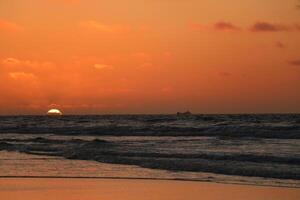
(0, 19, 23, 32)
(9, 72, 37, 80)
(1, 57, 55, 68)
(190, 21, 240, 31)
(1, 58, 56, 76)
(80, 20, 131, 34)
(250, 22, 290, 32)
(191, 21, 300, 33)
(275, 42, 286, 49)
(288, 60, 300, 66)
(93, 64, 114, 70)
(1, 56, 148, 114)
(2, 57, 21, 65)
(220, 72, 231, 77)
(213, 22, 241, 31)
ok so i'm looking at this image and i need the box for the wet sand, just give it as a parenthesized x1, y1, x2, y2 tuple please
(0, 178, 299, 200)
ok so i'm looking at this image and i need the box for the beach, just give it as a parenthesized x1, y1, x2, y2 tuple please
(0, 178, 299, 200)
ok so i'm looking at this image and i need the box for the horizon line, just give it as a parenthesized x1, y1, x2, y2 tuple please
(0, 112, 300, 116)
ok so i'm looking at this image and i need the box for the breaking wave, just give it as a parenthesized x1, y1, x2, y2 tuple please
(1, 136, 299, 180)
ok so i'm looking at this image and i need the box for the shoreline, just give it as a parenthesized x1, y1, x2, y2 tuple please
(1, 151, 299, 189)
(0, 176, 299, 189)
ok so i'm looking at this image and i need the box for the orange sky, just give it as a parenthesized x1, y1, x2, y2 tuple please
(0, 0, 300, 114)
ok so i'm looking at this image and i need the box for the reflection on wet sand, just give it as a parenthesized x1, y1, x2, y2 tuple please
(0, 178, 300, 200)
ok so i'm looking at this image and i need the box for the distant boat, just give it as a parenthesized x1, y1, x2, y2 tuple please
(176, 111, 192, 116)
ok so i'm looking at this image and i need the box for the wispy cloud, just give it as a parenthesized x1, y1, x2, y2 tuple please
(220, 72, 232, 77)
(191, 21, 300, 33)
(93, 63, 114, 70)
(2, 57, 21, 65)
(9, 72, 37, 80)
(0, 19, 23, 32)
(275, 41, 286, 49)
(288, 60, 300, 66)
(213, 22, 241, 31)
(1, 57, 55, 73)
(250, 22, 300, 33)
(190, 21, 240, 31)
(250, 22, 290, 32)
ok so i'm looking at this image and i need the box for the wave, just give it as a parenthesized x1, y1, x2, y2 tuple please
(1, 137, 299, 180)
(0, 114, 300, 138)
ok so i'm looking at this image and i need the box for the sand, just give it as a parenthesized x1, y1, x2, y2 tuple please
(0, 178, 299, 200)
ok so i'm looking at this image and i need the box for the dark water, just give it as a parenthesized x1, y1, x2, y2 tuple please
(1, 114, 300, 138)
(0, 114, 300, 185)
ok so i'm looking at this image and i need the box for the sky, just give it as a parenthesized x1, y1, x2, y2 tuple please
(0, 0, 300, 114)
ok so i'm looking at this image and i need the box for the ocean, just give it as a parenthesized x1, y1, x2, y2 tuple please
(0, 114, 299, 187)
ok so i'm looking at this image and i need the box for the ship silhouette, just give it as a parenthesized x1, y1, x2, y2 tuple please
(176, 111, 192, 116)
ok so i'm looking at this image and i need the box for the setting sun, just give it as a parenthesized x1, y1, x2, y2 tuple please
(47, 109, 63, 116)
